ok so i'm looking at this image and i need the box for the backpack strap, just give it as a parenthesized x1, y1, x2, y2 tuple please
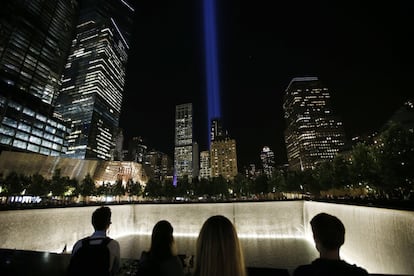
(82, 236, 112, 246)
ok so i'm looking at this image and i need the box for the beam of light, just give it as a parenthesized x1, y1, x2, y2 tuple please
(173, 171, 177, 187)
(203, 0, 221, 148)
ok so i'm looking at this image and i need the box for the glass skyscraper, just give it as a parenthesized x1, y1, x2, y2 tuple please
(54, 0, 135, 160)
(0, 0, 77, 155)
(283, 77, 345, 170)
(174, 103, 196, 179)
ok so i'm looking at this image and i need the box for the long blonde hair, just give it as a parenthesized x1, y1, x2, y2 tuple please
(194, 215, 246, 276)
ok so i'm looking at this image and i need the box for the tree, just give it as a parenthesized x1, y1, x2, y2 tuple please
(163, 179, 176, 199)
(26, 173, 49, 197)
(349, 143, 379, 191)
(79, 173, 96, 200)
(210, 176, 229, 199)
(50, 169, 67, 198)
(270, 169, 287, 193)
(375, 123, 414, 197)
(230, 174, 249, 198)
(314, 161, 334, 191)
(284, 170, 304, 192)
(97, 182, 110, 198)
(4, 171, 24, 195)
(331, 155, 351, 189)
(144, 178, 162, 199)
(112, 179, 125, 202)
(252, 175, 269, 195)
(125, 179, 142, 200)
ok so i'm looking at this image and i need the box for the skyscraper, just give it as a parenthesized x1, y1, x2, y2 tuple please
(127, 136, 147, 163)
(210, 118, 238, 180)
(199, 150, 211, 179)
(174, 103, 197, 179)
(283, 77, 345, 170)
(0, 0, 77, 155)
(210, 117, 226, 143)
(54, 0, 135, 160)
(260, 146, 275, 177)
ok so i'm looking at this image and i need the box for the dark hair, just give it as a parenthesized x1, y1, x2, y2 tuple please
(149, 220, 175, 261)
(310, 212, 345, 250)
(92, 206, 111, 231)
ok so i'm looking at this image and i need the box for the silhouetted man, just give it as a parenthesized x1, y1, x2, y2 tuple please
(67, 206, 120, 276)
(294, 212, 368, 276)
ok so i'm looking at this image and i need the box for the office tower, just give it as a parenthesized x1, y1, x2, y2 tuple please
(192, 141, 200, 179)
(210, 118, 226, 144)
(199, 150, 211, 179)
(174, 103, 196, 179)
(283, 77, 346, 170)
(244, 164, 257, 180)
(127, 136, 147, 163)
(210, 118, 238, 180)
(145, 149, 172, 181)
(210, 138, 238, 181)
(55, 0, 135, 160)
(111, 128, 123, 161)
(0, 0, 77, 155)
(260, 146, 275, 177)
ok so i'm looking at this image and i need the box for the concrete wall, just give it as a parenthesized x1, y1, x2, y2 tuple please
(0, 201, 413, 274)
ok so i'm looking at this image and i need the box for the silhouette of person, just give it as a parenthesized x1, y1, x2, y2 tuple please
(68, 206, 120, 276)
(137, 220, 184, 276)
(193, 215, 246, 276)
(294, 212, 368, 276)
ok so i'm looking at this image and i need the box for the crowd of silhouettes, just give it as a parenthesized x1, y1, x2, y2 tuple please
(67, 206, 368, 276)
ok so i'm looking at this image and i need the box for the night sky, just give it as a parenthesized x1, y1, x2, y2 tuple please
(119, 1, 413, 168)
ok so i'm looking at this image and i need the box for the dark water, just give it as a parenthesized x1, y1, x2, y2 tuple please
(117, 235, 318, 272)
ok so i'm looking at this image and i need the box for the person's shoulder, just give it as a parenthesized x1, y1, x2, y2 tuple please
(107, 238, 120, 251)
(159, 256, 184, 276)
(107, 237, 119, 245)
(293, 263, 313, 276)
(342, 261, 369, 275)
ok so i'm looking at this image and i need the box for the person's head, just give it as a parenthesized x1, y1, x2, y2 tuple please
(150, 220, 176, 260)
(92, 206, 112, 231)
(310, 212, 345, 252)
(195, 215, 246, 276)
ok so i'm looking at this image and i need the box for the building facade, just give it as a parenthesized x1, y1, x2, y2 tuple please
(210, 138, 238, 181)
(283, 77, 346, 170)
(174, 103, 197, 179)
(199, 150, 211, 179)
(260, 146, 275, 178)
(54, 0, 135, 160)
(209, 118, 238, 180)
(144, 149, 172, 181)
(0, 0, 77, 156)
(127, 136, 147, 163)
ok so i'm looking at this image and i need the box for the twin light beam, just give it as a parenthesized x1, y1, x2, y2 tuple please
(203, 0, 221, 148)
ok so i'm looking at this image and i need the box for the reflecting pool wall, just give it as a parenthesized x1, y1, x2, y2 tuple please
(303, 201, 414, 275)
(0, 201, 413, 274)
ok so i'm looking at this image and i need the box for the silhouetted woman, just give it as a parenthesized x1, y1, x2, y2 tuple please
(137, 220, 184, 276)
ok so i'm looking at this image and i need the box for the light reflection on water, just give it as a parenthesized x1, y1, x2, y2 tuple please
(117, 235, 318, 271)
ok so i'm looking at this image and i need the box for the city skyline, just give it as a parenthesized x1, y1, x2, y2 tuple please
(120, 1, 411, 167)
